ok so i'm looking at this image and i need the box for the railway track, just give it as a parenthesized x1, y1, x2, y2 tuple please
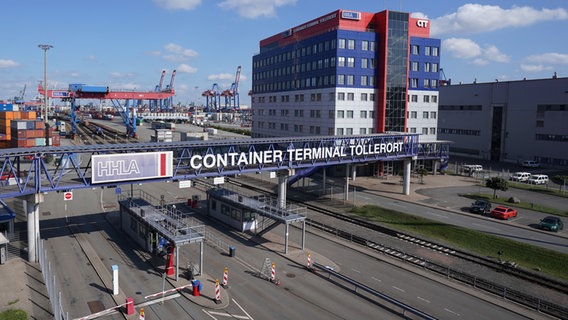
(221, 177, 568, 312)
(75, 120, 138, 145)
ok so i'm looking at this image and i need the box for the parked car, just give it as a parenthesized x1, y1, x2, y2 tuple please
(521, 160, 540, 168)
(537, 216, 564, 232)
(470, 199, 491, 214)
(490, 206, 518, 220)
(463, 164, 483, 173)
(510, 172, 531, 182)
(527, 174, 549, 185)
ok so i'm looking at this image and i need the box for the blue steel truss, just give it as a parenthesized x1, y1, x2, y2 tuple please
(0, 133, 447, 200)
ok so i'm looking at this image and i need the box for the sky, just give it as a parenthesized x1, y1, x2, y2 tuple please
(1, 0, 567, 107)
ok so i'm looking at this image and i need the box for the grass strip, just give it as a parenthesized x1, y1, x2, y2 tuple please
(351, 204, 568, 281)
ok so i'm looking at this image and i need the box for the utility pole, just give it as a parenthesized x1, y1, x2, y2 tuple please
(38, 44, 53, 139)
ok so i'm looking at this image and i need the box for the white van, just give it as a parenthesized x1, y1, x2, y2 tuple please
(527, 174, 549, 185)
(510, 172, 531, 182)
(521, 160, 540, 168)
(463, 164, 483, 173)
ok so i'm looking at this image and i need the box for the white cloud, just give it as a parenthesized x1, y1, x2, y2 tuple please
(208, 73, 234, 81)
(431, 4, 568, 36)
(153, 0, 201, 10)
(442, 38, 481, 59)
(0, 59, 19, 68)
(525, 53, 568, 65)
(218, 0, 297, 19)
(162, 43, 198, 62)
(520, 64, 552, 73)
(177, 64, 198, 74)
(442, 38, 510, 66)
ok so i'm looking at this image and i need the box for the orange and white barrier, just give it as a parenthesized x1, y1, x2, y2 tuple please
(307, 252, 311, 269)
(270, 263, 276, 282)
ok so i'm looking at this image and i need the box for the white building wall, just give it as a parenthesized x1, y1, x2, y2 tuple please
(407, 89, 439, 142)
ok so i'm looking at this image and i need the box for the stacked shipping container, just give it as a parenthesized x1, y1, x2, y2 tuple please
(0, 111, 60, 149)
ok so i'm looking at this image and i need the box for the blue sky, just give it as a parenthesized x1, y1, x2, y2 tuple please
(1, 0, 567, 107)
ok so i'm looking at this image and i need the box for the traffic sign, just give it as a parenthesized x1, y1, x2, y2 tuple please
(63, 191, 73, 201)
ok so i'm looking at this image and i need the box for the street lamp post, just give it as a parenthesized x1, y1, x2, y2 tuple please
(38, 44, 53, 132)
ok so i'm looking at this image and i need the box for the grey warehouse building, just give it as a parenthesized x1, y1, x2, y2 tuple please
(438, 76, 568, 167)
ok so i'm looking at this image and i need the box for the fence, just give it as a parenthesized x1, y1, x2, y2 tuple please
(38, 239, 68, 320)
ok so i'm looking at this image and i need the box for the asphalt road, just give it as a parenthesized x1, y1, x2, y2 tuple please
(35, 181, 546, 319)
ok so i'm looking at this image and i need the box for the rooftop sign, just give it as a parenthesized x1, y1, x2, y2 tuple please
(91, 151, 173, 184)
(341, 11, 361, 21)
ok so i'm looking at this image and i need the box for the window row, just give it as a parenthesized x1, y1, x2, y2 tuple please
(407, 127, 437, 135)
(438, 128, 481, 136)
(410, 45, 439, 56)
(338, 38, 376, 51)
(409, 78, 439, 89)
(253, 73, 377, 93)
(409, 94, 438, 103)
(253, 92, 376, 104)
(410, 61, 439, 73)
(408, 111, 437, 119)
(254, 56, 377, 82)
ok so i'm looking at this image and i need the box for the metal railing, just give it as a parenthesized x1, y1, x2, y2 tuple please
(38, 239, 68, 320)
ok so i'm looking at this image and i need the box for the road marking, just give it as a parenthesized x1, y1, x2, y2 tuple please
(371, 276, 382, 282)
(428, 212, 448, 219)
(444, 308, 461, 316)
(390, 203, 406, 208)
(351, 268, 361, 273)
(202, 299, 254, 320)
(471, 223, 499, 231)
(233, 298, 255, 320)
(392, 286, 405, 292)
(417, 296, 430, 303)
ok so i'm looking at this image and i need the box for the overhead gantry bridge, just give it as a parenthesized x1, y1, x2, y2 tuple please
(0, 133, 449, 263)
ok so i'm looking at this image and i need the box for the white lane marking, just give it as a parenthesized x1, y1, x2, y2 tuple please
(207, 312, 250, 319)
(444, 308, 461, 316)
(392, 286, 405, 292)
(390, 203, 406, 208)
(136, 293, 181, 307)
(351, 268, 361, 273)
(371, 276, 382, 282)
(417, 296, 430, 303)
(233, 298, 255, 320)
(428, 212, 448, 219)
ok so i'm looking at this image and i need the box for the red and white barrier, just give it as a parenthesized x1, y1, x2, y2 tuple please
(270, 263, 276, 282)
(144, 283, 193, 299)
(76, 299, 133, 320)
(307, 251, 311, 269)
(222, 267, 228, 287)
(214, 279, 221, 304)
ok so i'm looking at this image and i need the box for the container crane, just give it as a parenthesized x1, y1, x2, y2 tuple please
(220, 66, 241, 110)
(202, 83, 220, 113)
(439, 68, 451, 86)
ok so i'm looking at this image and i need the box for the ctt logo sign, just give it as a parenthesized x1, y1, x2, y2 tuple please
(91, 151, 173, 184)
(417, 19, 429, 28)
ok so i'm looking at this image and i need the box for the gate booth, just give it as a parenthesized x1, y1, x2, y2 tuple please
(207, 188, 307, 254)
(117, 190, 205, 280)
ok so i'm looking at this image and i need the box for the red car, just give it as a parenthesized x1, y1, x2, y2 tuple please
(490, 206, 518, 220)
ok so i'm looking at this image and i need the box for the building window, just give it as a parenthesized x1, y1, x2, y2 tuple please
(338, 75, 345, 85)
(422, 127, 429, 134)
(347, 110, 354, 118)
(424, 62, 431, 72)
(337, 128, 344, 135)
(338, 92, 345, 100)
(361, 76, 368, 86)
(328, 92, 335, 101)
(423, 79, 430, 88)
(410, 78, 418, 88)
(346, 128, 353, 135)
(338, 56, 345, 67)
(338, 38, 346, 49)
(430, 111, 437, 119)
(347, 57, 355, 68)
(411, 61, 418, 71)
(423, 111, 429, 119)
(361, 58, 368, 68)
(423, 95, 430, 103)
(328, 128, 334, 135)
(370, 41, 376, 51)
(410, 111, 417, 119)
(361, 93, 368, 101)
(347, 93, 354, 101)
(359, 128, 366, 134)
(361, 40, 369, 51)
(410, 127, 416, 133)
(431, 95, 438, 103)
(411, 95, 418, 102)
(337, 110, 345, 118)
(347, 75, 354, 85)
(369, 94, 375, 102)
(411, 45, 419, 55)
(348, 39, 355, 50)
(432, 63, 438, 72)
(425, 46, 431, 56)
(360, 110, 367, 118)
(432, 47, 439, 56)
(431, 79, 438, 88)
(430, 127, 436, 135)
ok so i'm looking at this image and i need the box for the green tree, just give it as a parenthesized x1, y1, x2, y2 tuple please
(486, 177, 509, 198)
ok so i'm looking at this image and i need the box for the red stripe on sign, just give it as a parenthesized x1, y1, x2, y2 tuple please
(160, 153, 166, 176)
